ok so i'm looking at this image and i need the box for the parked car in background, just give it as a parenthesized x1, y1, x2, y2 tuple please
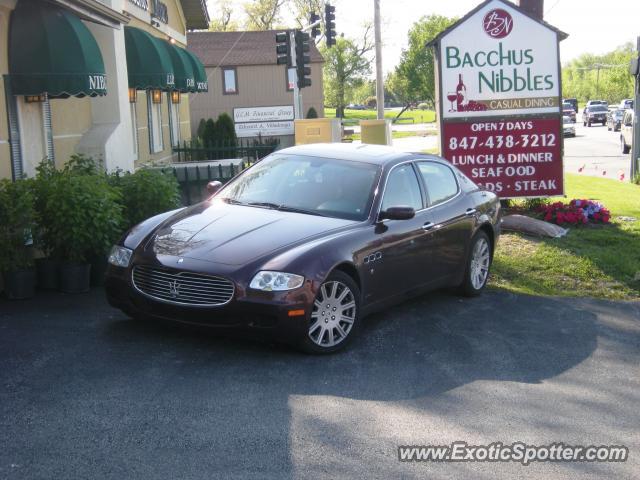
(619, 99, 633, 110)
(562, 102, 576, 122)
(583, 105, 608, 126)
(563, 98, 578, 113)
(563, 116, 575, 137)
(105, 144, 501, 353)
(621, 110, 633, 154)
(607, 108, 625, 132)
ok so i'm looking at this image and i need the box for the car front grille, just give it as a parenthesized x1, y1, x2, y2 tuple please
(132, 265, 235, 306)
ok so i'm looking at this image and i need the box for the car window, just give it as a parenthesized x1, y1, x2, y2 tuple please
(417, 162, 459, 206)
(380, 164, 423, 211)
(588, 106, 607, 112)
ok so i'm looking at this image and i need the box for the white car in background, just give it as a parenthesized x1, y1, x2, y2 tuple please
(563, 115, 575, 137)
(621, 109, 633, 154)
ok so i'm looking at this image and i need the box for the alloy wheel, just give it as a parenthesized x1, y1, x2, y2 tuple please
(470, 237, 491, 290)
(309, 281, 356, 348)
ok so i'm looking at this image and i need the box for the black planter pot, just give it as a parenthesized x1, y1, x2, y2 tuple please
(36, 257, 60, 290)
(90, 255, 108, 287)
(58, 263, 91, 294)
(3, 269, 37, 300)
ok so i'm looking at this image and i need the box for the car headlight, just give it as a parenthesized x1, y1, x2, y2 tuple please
(108, 245, 133, 268)
(249, 271, 304, 291)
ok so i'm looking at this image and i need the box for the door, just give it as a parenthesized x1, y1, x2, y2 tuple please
(416, 161, 474, 281)
(361, 163, 432, 305)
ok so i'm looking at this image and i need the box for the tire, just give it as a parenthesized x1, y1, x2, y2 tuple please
(587, 121, 591, 127)
(300, 271, 361, 354)
(583, 121, 586, 127)
(622, 137, 631, 154)
(607, 123, 611, 131)
(459, 231, 492, 297)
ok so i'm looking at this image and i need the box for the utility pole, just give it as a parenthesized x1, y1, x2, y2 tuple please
(631, 36, 640, 180)
(517, 0, 544, 20)
(374, 0, 384, 120)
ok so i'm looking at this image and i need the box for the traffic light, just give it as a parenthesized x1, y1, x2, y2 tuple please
(275, 31, 291, 66)
(295, 30, 311, 88)
(325, 4, 336, 47)
(309, 12, 321, 39)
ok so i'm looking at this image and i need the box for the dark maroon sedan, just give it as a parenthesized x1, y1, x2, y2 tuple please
(105, 144, 500, 353)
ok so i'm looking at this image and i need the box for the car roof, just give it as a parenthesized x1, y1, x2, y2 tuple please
(276, 143, 413, 165)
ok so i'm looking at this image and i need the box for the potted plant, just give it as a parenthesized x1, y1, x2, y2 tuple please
(33, 158, 61, 289)
(0, 179, 36, 299)
(45, 168, 123, 293)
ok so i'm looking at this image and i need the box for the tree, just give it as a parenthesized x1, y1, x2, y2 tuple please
(244, 0, 286, 30)
(292, 0, 326, 43)
(321, 27, 374, 117)
(394, 15, 457, 106)
(209, 0, 240, 32)
(562, 43, 635, 104)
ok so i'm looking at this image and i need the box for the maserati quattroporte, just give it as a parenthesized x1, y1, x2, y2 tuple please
(105, 144, 500, 353)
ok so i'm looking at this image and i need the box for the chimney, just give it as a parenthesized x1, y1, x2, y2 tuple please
(517, 0, 544, 20)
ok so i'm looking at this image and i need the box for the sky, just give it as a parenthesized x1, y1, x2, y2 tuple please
(207, 0, 640, 74)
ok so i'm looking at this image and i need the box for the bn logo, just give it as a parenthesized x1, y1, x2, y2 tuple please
(483, 8, 513, 39)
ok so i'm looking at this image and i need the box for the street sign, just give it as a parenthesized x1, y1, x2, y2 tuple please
(429, 0, 567, 199)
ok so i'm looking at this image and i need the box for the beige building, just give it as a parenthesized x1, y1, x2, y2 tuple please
(187, 30, 324, 146)
(0, 0, 209, 180)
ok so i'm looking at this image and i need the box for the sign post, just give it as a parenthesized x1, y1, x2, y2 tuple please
(428, 0, 567, 199)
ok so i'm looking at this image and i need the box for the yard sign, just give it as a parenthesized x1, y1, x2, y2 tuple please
(428, 0, 567, 198)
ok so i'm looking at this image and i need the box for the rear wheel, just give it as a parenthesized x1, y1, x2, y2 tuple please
(622, 136, 631, 154)
(300, 271, 360, 354)
(459, 231, 492, 297)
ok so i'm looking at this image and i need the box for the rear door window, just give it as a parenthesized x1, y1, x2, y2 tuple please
(416, 162, 459, 206)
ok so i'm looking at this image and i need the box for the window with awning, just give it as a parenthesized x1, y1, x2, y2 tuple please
(8, 0, 107, 98)
(124, 26, 175, 90)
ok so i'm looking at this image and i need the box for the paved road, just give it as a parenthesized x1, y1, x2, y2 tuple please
(564, 122, 632, 181)
(1, 289, 638, 479)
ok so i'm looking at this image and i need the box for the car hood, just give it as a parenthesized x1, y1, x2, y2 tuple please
(146, 200, 357, 266)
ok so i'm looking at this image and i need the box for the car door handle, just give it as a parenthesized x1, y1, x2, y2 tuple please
(422, 222, 435, 231)
(465, 208, 477, 216)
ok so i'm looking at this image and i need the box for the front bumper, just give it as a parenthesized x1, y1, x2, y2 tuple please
(104, 261, 313, 344)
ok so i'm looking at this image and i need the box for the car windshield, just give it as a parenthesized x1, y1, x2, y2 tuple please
(218, 154, 381, 221)
(589, 106, 608, 112)
(562, 104, 572, 109)
(563, 116, 571, 124)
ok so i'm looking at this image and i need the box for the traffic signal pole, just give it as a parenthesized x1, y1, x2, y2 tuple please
(631, 36, 640, 181)
(289, 31, 302, 119)
(374, 0, 384, 120)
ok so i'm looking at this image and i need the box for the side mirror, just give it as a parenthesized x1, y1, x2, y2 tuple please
(379, 206, 415, 221)
(206, 181, 223, 196)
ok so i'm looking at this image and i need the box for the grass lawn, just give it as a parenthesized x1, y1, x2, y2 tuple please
(325, 107, 436, 124)
(491, 174, 640, 300)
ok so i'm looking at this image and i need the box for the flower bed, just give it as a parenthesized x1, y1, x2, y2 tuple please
(538, 199, 610, 225)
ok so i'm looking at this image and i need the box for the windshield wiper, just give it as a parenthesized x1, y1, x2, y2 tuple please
(235, 200, 327, 217)
(276, 205, 327, 217)
(246, 201, 281, 209)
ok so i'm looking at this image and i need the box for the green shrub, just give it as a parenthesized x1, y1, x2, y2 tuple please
(306, 107, 318, 119)
(203, 118, 217, 147)
(633, 172, 640, 186)
(0, 179, 36, 271)
(63, 153, 101, 175)
(364, 96, 377, 108)
(114, 168, 180, 229)
(417, 102, 430, 110)
(45, 173, 123, 263)
(216, 112, 237, 144)
(197, 118, 207, 140)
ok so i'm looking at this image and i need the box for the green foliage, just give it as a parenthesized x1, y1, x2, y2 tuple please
(45, 172, 123, 263)
(216, 112, 237, 144)
(562, 43, 635, 104)
(364, 96, 377, 108)
(243, 0, 285, 30)
(197, 118, 207, 140)
(63, 153, 101, 175)
(417, 102, 430, 110)
(394, 15, 457, 104)
(633, 172, 640, 186)
(321, 35, 373, 117)
(0, 179, 36, 271)
(208, 0, 240, 31)
(202, 118, 217, 146)
(113, 168, 180, 229)
(306, 106, 318, 119)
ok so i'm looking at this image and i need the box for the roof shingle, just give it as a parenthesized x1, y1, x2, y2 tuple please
(187, 30, 324, 67)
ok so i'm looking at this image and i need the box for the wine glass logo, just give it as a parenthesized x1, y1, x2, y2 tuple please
(483, 8, 513, 39)
(447, 92, 457, 112)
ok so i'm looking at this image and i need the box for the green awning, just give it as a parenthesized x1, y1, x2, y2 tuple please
(162, 43, 195, 93)
(183, 49, 208, 92)
(9, 0, 107, 97)
(124, 26, 175, 90)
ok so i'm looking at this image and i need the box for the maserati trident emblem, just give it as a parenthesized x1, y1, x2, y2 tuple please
(168, 280, 181, 298)
(177, 257, 184, 264)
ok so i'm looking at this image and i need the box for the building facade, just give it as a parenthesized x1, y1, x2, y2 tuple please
(0, 0, 209, 180)
(187, 31, 324, 146)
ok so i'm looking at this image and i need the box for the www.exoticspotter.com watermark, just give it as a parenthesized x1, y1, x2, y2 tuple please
(398, 442, 628, 466)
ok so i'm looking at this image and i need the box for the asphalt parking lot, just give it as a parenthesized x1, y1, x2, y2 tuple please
(1, 288, 638, 479)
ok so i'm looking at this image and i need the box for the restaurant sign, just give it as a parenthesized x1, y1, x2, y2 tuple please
(234, 106, 295, 138)
(431, 0, 565, 198)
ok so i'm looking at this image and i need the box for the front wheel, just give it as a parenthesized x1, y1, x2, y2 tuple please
(300, 271, 360, 354)
(622, 137, 631, 154)
(459, 231, 492, 297)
